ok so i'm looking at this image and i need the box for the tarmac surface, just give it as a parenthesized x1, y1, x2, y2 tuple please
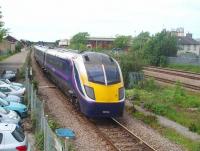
(0, 49, 29, 71)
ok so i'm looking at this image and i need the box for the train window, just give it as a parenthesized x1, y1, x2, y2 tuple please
(85, 64, 105, 84)
(104, 65, 120, 84)
(63, 60, 71, 76)
(74, 66, 84, 95)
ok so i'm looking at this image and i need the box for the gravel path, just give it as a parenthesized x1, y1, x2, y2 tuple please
(0, 49, 29, 71)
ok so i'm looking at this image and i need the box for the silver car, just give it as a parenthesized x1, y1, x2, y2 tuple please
(0, 92, 21, 103)
(0, 84, 25, 97)
(0, 123, 27, 151)
(0, 79, 24, 89)
(0, 107, 21, 125)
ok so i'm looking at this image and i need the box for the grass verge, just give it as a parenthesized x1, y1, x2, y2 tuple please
(132, 111, 200, 151)
(126, 79, 200, 134)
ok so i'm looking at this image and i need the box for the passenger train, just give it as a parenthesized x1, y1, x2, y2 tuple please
(34, 45, 125, 118)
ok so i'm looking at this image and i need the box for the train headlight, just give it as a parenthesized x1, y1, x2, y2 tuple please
(119, 87, 125, 100)
(84, 85, 95, 100)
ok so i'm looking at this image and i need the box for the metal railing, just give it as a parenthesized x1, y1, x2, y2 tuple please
(25, 68, 68, 151)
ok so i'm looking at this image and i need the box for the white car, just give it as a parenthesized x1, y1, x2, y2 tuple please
(0, 107, 21, 125)
(0, 84, 25, 97)
(0, 123, 27, 151)
(0, 79, 24, 89)
(0, 91, 21, 103)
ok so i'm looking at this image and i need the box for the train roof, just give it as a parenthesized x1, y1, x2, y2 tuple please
(34, 45, 112, 61)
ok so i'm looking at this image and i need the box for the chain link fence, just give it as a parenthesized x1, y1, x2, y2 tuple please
(168, 56, 200, 66)
(128, 72, 144, 88)
(25, 68, 69, 151)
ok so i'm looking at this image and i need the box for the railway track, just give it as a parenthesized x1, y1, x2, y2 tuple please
(143, 66, 200, 80)
(143, 66, 200, 91)
(94, 118, 156, 151)
(145, 75, 200, 91)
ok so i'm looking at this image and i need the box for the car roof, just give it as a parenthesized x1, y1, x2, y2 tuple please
(0, 123, 16, 132)
(0, 83, 11, 87)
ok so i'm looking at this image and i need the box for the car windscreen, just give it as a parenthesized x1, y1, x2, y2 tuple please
(10, 85, 20, 91)
(12, 126, 25, 142)
(5, 79, 11, 84)
(0, 92, 6, 98)
(0, 98, 9, 106)
(0, 107, 9, 114)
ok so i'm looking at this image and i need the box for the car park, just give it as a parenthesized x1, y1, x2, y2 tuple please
(0, 84, 25, 97)
(0, 107, 21, 125)
(0, 123, 27, 151)
(0, 91, 22, 103)
(0, 98, 27, 118)
(0, 79, 24, 89)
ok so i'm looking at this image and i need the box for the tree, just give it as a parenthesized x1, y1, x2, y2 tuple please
(112, 51, 144, 88)
(70, 32, 89, 50)
(144, 30, 177, 66)
(114, 35, 131, 49)
(132, 32, 150, 51)
(15, 42, 23, 52)
(55, 40, 60, 46)
(0, 7, 7, 42)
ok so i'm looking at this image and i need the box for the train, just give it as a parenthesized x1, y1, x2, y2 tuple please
(34, 45, 125, 118)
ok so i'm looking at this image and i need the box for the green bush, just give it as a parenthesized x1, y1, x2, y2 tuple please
(133, 111, 158, 126)
(48, 118, 60, 131)
(172, 81, 186, 104)
(15, 42, 23, 53)
(144, 102, 172, 116)
(116, 51, 144, 88)
(32, 80, 38, 90)
(35, 131, 44, 151)
(189, 123, 198, 132)
(137, 78, 158, 91)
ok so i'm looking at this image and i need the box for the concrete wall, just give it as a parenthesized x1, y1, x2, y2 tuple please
(178, 44, 200, 56)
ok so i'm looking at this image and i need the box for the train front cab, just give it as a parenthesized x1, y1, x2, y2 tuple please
(74, 53, 125, 118)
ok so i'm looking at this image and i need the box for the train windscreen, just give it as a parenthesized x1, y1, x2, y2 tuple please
(83, 53, 121, 85)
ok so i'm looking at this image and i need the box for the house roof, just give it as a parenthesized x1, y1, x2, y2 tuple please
(5, 35, 18, 43)
(88, 37, 115, 41)
(177, 36, 200, 45)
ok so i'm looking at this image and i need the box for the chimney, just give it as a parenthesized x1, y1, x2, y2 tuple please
(186, 33, 192, 38)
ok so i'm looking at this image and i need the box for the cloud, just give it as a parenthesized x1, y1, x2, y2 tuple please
(1, 0, 200, 41)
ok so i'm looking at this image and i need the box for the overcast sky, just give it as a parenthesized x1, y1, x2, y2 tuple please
(1, 0, 200, 41)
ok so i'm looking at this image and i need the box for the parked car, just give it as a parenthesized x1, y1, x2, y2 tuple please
(0, 84, 25, 97)
(0, 123, 27, 151)
(1, 70, 17, 82)
(0, 91, 22, 103)
(0, 79, 24, 89)
(0, 107, 21, 125)
(0, 98, 27, 118)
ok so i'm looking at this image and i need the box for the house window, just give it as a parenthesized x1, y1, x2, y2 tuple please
(187, 45, 190, 51)
(194, 45, 196, 51)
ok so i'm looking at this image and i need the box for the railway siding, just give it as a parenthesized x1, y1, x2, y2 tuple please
(143, 67, 200, 92)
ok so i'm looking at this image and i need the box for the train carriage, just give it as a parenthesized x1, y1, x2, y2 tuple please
(34, 46, 125, 118)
